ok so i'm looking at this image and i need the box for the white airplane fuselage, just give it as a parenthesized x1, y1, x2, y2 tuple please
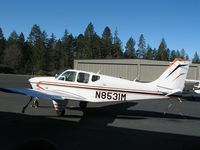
(29, 58, 191, 105)
(29, 70, 166, 103)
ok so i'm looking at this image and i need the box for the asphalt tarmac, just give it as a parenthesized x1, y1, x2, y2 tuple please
(0, 74, 200, 150)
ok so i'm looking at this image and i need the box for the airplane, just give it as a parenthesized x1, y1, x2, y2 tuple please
(0, 58, 191, 116)
(185, 79, 200, 94)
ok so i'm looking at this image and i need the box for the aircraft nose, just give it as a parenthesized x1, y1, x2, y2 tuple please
(29, 77, 37, 83)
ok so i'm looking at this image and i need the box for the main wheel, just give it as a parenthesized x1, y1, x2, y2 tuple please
(34, 99, 39, 107)
(79, 101, 87, 109)
(56, 109, 65, 117)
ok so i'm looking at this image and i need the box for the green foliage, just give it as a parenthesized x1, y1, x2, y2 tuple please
(101, 26, 112, 58)
(192, 51, 200, 63)
(124, 37, 136, 58)
(156, 38, 169, 60)
(112, 29, 123, 58)
(0, 28, 6, 64)
(0, 23, 196, 75)
(136, 34, 146, 59)
(145, 45, 153, 60)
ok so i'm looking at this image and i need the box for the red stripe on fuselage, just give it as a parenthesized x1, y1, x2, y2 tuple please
(32, 81, 163, 96)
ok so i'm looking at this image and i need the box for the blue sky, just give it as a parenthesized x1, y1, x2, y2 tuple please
(0, 0, 200, 59)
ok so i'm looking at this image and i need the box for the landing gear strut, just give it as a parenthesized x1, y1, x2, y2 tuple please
(31, 98, 39, 108)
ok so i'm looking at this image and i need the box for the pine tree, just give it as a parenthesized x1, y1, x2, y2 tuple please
(101, 26, 112, 58)
(60, 29, 69, 69)
(0, 28, 6, 64)
(156, 38, 168, 60)
(124, 37, 136, 58)
(46, 33, 56, 73)
(84, 22, 95, 38)
(3, 31, 22, 72)
(75, 34, 85, 59)
(145, 45, 153, 60)
(84, 22, 95, 58)
(180, 48, 186, 59)
(170, 50, 177, 61)
(112, 28, 123, 58)
(137, 34, 146, 59)
(176, 50, 181, 58)
(92, 34, 101, 59)
(18, 32, 30, 73)
(192, 51, 200, 63)
(152, 48, 157, 60)
(28, 24, 47, 74)
(54, 39, 62, 71)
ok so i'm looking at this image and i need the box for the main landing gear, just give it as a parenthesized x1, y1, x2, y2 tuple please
(22, 98, 88, 117)
(55, 101, 88, 116)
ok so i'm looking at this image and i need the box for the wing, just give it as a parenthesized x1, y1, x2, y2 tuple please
(0, 87, 87, 101)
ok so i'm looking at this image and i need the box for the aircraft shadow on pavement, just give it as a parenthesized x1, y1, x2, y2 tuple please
(65, 102, 200, 121)
(0, 111, 200, 150)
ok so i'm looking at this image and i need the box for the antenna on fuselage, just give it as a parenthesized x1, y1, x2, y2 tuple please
(97, 66, 103, 74)
(133, 73, 140, 82)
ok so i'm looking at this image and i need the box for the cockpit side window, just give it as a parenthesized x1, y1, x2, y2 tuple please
(77, 72, 90, 83)
(92, 75, 100, 82)
(58, 71, 76, 82)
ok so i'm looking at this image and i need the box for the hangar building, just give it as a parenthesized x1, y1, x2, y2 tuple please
(74, 59, 200, 82)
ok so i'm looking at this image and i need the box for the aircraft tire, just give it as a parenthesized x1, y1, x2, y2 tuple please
(34, 99, 39, 107)
(56, 109, 65, 116)
(79, 101, 87, 109)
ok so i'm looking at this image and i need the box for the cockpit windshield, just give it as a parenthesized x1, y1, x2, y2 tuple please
(58, 71, 76, 82)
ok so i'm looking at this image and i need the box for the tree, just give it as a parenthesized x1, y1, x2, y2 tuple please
(170, 50, 177, 61)
(136, 34, 146, 59)
(92, 34, 101, 59)
(124, 37, 136, 58)
(176, 50, 181, 58)
(54, 39, 62, 70)
(156, 38, 168, 60)
(180, 48, 186, 59)
(18, 32, 31, 73)
(3, 31, 22, 71)
(84, 22, 95, 38)
(28, 24, 47, 74)
(60, 30, 75, 69)
(46, 33, 57, 73)
(0, 28, 6, 63)
(145, 45, 153, 60)
(112, 28, 123, 58)
(192, 51, 200, 63)
(101, 26, 112, 58)
(83, 22, 96, 58)
(152, 48, 157, 60)
(75, 34, 85, 59)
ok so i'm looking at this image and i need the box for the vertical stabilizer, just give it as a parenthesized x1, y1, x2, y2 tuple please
(153, 58, 191, 94)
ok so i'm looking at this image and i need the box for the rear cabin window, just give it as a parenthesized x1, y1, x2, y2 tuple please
(58, 71, 76, 82)
(92, 75, 100, 82)
(77, 72, 90, 83)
